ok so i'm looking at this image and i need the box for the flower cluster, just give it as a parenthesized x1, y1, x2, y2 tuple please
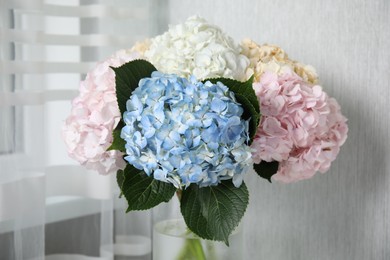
(63, 16, 348, 186)
(145, 16, 249, 81)
(130, 39, 151, 57)
(62, 15, 349, 245)
(121, 72, 252, 188)
(251, 71, 348, 182)
(62, 49, 141, 174)
(241, 39, 319, 84)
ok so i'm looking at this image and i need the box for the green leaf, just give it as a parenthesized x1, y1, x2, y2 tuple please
(253, 161, 279, 183)
(234, 93, 260, 143)
(107, 129, 126, 152)
(120, 164, 176, 211)
(204, 76, 260, 144)
(180, 181, 249, 245)
(111, 59, 157, 116)
(116, 169, 125, 198)
(204, 76, 259, 113)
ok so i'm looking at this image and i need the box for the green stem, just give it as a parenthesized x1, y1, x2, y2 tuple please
(176, 189, 182, 201)
(191, 239, 207, 260)
(175, 190, 207, 260)
(176, 237, 207, 260)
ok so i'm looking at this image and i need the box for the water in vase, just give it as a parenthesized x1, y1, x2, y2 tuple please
(153, 219, 242, 260)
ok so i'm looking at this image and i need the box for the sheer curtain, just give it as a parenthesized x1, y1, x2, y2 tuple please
(0, 1, 167, 259)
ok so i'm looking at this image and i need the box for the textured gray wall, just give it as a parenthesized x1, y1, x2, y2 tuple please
(167, 1, 390, 259)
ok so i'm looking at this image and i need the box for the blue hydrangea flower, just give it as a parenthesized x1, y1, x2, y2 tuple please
(121, 71, 252, 188)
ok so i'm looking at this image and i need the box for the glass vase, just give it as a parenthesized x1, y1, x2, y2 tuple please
(114, 189, 152, 260)
(152, 196, 243, 260)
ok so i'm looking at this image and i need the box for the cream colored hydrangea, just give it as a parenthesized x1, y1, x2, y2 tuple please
(130, 39, 151, 57)
(292, 62, 318, 84)
(241, 39, 318, 84)
(145, 16, 249, 81)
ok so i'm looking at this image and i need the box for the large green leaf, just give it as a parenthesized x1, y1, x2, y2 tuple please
(204, 76, 260, 144)
(120, 165, 176, 211)
(116, 169, 125, 198)
(111, 59, 157, 116)
(234, 93, 260, 144)
(205, 76, 259, 113)
(253, 161, 279, 183)
(180, 180, 249, 245)
(108, 60, 156, 153)
(107, 128, 126, 153)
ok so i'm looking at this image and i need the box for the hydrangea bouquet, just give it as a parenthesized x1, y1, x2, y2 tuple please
(63, 16, 348, 251)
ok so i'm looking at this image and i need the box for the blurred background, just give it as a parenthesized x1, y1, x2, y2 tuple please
(1, 0, 389, 259)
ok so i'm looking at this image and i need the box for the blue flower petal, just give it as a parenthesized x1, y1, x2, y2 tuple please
(121, 72, 252, 188)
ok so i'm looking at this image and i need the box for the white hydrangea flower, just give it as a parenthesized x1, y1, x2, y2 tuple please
(145, 16, 249, 81)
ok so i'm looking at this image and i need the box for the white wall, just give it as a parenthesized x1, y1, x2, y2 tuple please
(167, 0, 390, 259)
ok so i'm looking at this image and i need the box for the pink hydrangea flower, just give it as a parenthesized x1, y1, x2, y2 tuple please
(251, 71, 348, 182)
(62, 49, 141, 174)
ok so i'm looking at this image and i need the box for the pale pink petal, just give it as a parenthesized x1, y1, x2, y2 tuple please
(62, 49, 142, 175)
(251, 71, 348, 182)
